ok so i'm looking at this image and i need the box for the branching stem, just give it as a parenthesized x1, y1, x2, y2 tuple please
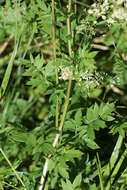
(38, 0, 72, 189)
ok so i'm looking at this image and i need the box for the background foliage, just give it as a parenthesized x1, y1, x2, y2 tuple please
(0, 0, 127, 189)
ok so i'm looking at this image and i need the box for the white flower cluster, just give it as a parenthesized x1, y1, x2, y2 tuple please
(79, 71, 100, 89)
(88, 0, 127, 24)
(111, 7, 127, 21)
(80, 71, 93, 80)
(113, 0, 127, 6)
(59, 67, 100, 88)
(110, 76, 120, 86)
(107, 0, 127, 24)
(59, 66, 120, 90)
(60, 67, 73, 80)
(88, 0, 111, 21)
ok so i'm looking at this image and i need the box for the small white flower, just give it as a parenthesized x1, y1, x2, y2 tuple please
(102, 15, 106, 20)
(88, 9, 93, 14)
(92, 3, 96, 8)
(112, 7, 127, 21)
(94, 20, 97, 24)
(85, 80, 93, 88)
(104, 0, 109, 4)
(60, 67, 73, 80)
(107, 18, 115, 24)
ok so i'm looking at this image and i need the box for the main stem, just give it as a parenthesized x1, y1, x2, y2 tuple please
(52, 0, 59, 131)
(67, 0, 72, 57)
(38, 0, 72, 189)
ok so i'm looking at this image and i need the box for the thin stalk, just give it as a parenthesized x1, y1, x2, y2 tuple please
(39, 156, 50, 190)
(105, 149, 127, 190)
(2, 181, 20, 190)
(52, 0, 57, 81)
(39, 78, 72, 190)
(0, 148, 26, 189)
(56, 97, 59, 130)
(51, 0, 59, 130)
(53, 0, 72, 147)
(0, 181, 4, 190)
(67, 0, 72, 57)
(23, 22, 37, 59)
(96, 153, 104, 190)
(38, 0, 72, 189)
(15, 0, 18, 45)
(52, 78, 72, 146)
(74, 0, 77, 14)
(39, 1, 59, 188)
(120, 184, 124, 190)
(52, 0, 56, 58)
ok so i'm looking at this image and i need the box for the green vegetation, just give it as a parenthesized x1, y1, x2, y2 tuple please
(0, 0, 127, 189)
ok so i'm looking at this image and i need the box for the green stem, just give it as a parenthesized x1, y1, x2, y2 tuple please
(51, 0, 59, 130)
(56, 97, 59, 130)
(57, 79, 71, 132)
(39, 77, 72, 190)
(52, 78, 72, 147)
(74, 0, 77, 14)
(0, 181, 4, 190)
(67, 0, 72, 57)
(41, 1, 59, 188)
(38, 0, 72, 189)
(96, 153, 104, 190)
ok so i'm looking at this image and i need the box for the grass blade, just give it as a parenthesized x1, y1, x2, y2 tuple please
(0, 27, 23, 99)
(0, 148, 26, 189)
(105, 149, 127, 190)
(117, 167, 127, 189)
(0, 44, 18, 98)
(103, 135, 123, 178)
(23, 22, 37, 59)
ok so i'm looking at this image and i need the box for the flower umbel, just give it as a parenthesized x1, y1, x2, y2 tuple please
(60, 67, 73, 80)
